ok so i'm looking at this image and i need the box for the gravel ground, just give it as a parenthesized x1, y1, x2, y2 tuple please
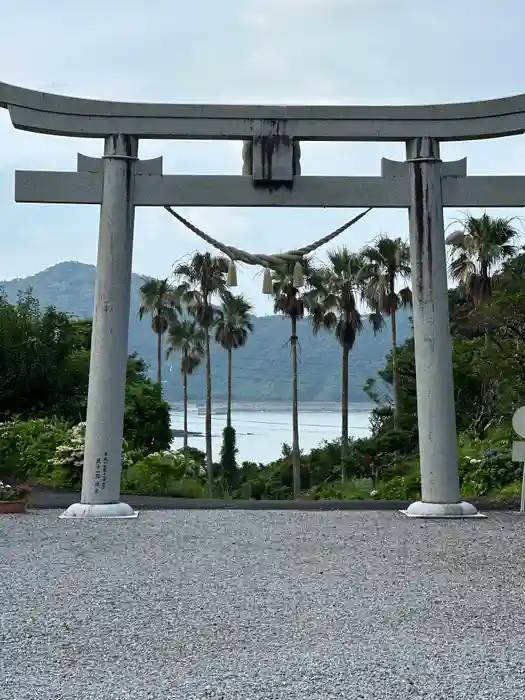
(2, 510, 525, 699)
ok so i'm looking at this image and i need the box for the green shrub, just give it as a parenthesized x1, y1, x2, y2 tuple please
(46, 423, 138, 489)
(306, 480, 372, 500)
(302, 439, 343, 486)
(175, 446, 205, 467)
(234, 462, 267, 499)
(375, 472, 421, 500)
(46, 422, 91, 488)
(234, 454, 295, 500)
(456, 427, 520, 496)
(235, 479, 266, 500)
(487, 480, 523, 503)
(0, 417, 70, 481)
(459, 451, 520, 497)
(121, 451, 205, 496)
(161, 478, 207, 498)
(235, 474, 292, 500)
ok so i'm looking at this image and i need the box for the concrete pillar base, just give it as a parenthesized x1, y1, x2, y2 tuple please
(400, 501, 484, 518)
(59, 502, 138, 519)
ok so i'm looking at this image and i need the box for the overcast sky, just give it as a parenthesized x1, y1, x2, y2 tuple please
(1, 0, 524, 314)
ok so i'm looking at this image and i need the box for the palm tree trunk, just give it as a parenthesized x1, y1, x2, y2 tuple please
(341, 344, 350, 481)
(205, 327, 213, 497)
(183, 365, 188, 456)
(291, 316, 301, 500)
(391, 308, 399, 429)
(227, 348, 232, 429)
(156, 332, 162, 386)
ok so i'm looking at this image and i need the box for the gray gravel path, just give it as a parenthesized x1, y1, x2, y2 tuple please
(1, 510, 525, 699)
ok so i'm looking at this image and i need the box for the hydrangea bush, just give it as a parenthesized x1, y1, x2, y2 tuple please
(458, 429, 519, 496)
(47, 422, 136, 489)
(47, 422, 86, 488)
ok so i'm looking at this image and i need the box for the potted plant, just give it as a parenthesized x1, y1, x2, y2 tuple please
(0, 481, 31, 514)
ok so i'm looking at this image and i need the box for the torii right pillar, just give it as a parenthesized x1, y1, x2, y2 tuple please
(402, 137, 480, 518)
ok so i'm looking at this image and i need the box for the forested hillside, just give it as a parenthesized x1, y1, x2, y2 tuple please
(0, 261, 412, 403)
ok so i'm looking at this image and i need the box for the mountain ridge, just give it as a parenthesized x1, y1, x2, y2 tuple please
(0, 261, 412, 403)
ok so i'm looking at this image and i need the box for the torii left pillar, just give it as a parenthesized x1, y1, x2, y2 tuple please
(61, 135, 139, 518)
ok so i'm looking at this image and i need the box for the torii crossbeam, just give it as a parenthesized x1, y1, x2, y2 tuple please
(2, 80, 525, 519)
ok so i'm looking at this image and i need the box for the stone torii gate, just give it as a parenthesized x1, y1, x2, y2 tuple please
(2, 83, 525, 519)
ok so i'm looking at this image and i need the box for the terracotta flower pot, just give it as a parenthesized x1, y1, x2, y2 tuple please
(0, 499, 28, 514)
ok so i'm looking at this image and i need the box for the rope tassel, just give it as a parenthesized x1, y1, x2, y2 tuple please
(293, 260, 304, 288)
(262, 267, 273, 295)
(227, 259, 238, 287)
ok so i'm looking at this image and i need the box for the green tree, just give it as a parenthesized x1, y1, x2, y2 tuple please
(214, 293, 254, 428)
(376, 330, 490, 442)
(0, 290, 78, 421)
(138, 277, 179, 386)
(269, 259, 312, 499)
(462, 259, 525, 433)
(359, 235, 412, 428)
(166, 318, 205, 454)
(123, 380, 172, 453)
(220, 425, 238, 492)
(0, 290, 171, 457)
(309, 247, 366, 474)
(446, 213, 519, 306)
(173, 252, 229, 495)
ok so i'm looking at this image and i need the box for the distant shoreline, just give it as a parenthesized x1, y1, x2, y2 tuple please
(169, 402, 375, 415)
(171, 429, 203, 438)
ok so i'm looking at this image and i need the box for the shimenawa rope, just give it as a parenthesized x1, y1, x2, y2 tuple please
(164, 206, 372, 292)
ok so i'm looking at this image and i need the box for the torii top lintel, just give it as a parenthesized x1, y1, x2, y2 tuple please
(1, 80, 525, 142)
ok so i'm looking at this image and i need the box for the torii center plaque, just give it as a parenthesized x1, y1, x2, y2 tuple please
(2, 81, 524, 519)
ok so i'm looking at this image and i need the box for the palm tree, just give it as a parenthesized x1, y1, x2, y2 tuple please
(173, 252, 229, 495)
(138, 277, 179, 386)
(309, 247, 366, 474)
(214, 293, 254, 428)
(269, 259, 312, 500)
(446, 213, 520, 305)
(165, 318, 205, 454)
(359, 236, 412, 429)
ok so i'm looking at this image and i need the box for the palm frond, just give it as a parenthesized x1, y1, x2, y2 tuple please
(270, 258, 314, 320)
(138, 277, 179, 335)
(368, 310, 385, 336)
(165, 317, 206, 375)
(359, 235, 412, 316)
(398, 287, 413, 308)
(446, 213, 521, 305)
(308, 247, 366, 349)
(214, 292, 254, 350)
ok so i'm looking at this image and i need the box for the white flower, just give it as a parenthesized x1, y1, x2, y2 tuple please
(370, 489, 378, 497)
